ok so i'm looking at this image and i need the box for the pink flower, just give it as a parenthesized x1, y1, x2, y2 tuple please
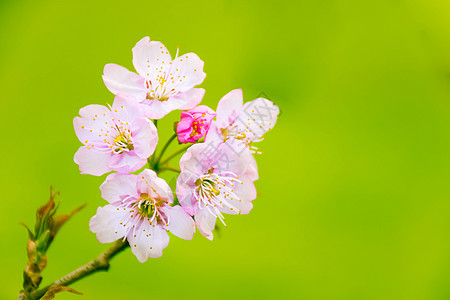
(206, 89, 279, 153)
(102, 36, 206, 119)
(90, 169, 195, 262)
(74, 93, 158, 176)
(176, 140, 257, 240)
(176, 105, 216, 144)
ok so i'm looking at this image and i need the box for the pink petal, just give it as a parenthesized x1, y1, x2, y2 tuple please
(102, 64, 147, 99)
(111, 93, 145, 123)
(107, 151, 146, 173)
(165, 53, 206, 93)
(217, 195, 253, 215)
(161, 205, 195, 240)
(136, 169, 173, 203)
(178, 143, 209, 176)
(176, 88, 205, 110)
(194, 207, 216, 240)
(216, 89, 244, 129)
(176, 173, 197, 216)
(131, 117, 158, 158)
(141, 98, 182, 119)
(74, 105, 111, 145)
(132, 37, 172, 81)
(100, 173, 139, 203)
(128, 221, 169, 261)
(239, 98, 279, 142)
(204, 121, 224, 144)
(89, 205, 128, 243)
(74, 146, 111, 176)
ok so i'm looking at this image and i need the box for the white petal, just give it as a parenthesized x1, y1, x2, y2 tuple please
(131, 117, 158, 158)
(245, 153, 259, 181)
(161, 205, 195, 240)
(212, 140, 252, 175)
(141, 98, 183, 119)
(165, 53, 206, 92)
(217, 195, 253, 215)
(176, 173, 197, 216)
(111, 93, 145, 122)
(195, 207, 216, 240)
(174, 88, 205, 110)
(178, 143, 210, 175)
(237, 98, 279, 142)
(129, 221, 169, 261)
(107, 151, 147, 173)
(102, 64, 147, 99)
(89, 205, 128, 243)
(136, 169, 173, 203)
(100, 173, 138, 203)
(74, 105, 112, 146)
(216, 89, 243, 129)
(74, 147, 111, 176)
(235, 175, 257, 202)
(204, 121, 224, 144)
(132, 37, 172, 82)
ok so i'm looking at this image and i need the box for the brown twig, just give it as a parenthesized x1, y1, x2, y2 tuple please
(17, 240, 128, 300)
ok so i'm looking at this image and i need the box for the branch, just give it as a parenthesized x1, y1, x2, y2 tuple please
(18, 240, 128, 300)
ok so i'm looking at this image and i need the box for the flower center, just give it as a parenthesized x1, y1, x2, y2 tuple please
(112, 130, 134, 154)
(190, 116, 207, 137)
(220, 124, 262, 154)
(221, 124, 247, 142)
(133, 194, 168, 226)
(194, 168, 243, 225)
(145, 78, 177, 102)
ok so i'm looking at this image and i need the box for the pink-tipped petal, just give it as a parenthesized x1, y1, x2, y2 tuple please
(131, 118, 158, 158)
(132, 37, 172, 80)
(166, 53, 206, 93)
(100, 173, 139, 203)
(136, 169, 173, 203)
(239, 98, 279, 142)
(111, 93, 145, 122)
(74, 147, 111, 176)
(195, 207, 216, 240)
(74, 105, 111, 145)
(89, 205, 128, 243)
(176, 88, 205, 110)
(102, 64, 147, 99)
(216, 89, 244, 128)
(108, 151, 146, 173)
(161, 205, 195, 240)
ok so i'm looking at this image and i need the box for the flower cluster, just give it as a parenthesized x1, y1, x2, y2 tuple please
(74, 37, 279, 262)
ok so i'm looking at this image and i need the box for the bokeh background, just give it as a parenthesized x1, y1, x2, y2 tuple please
(1, 0, 450, 299)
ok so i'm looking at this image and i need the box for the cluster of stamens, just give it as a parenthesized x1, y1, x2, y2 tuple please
(190, 114, 207, 137)
(221, 123, 263, 154)
(143, 50, 195, 102)
(111, 126, 134, 154)
(112, 193, 169, 242)
(194, 168, 244, 225)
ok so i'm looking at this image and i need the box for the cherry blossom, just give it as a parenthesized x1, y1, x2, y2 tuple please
(176, 140, 257, 240)
(206, 89, 279, 154)
(176, 105, 216, 144)
(102, 36, 206, 119)
(90, 169, 195, 262)
(74, 93, 158, 176)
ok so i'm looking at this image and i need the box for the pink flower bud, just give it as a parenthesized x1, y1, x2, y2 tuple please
(177, 105, 216, 143)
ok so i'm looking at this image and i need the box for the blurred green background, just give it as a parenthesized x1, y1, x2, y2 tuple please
(1, 0, 450, 299)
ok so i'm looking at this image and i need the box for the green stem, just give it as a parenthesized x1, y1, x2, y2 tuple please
(159, 145, 191, 166)
(158, 166, 181, 174)
(154, 134, 177, 167)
